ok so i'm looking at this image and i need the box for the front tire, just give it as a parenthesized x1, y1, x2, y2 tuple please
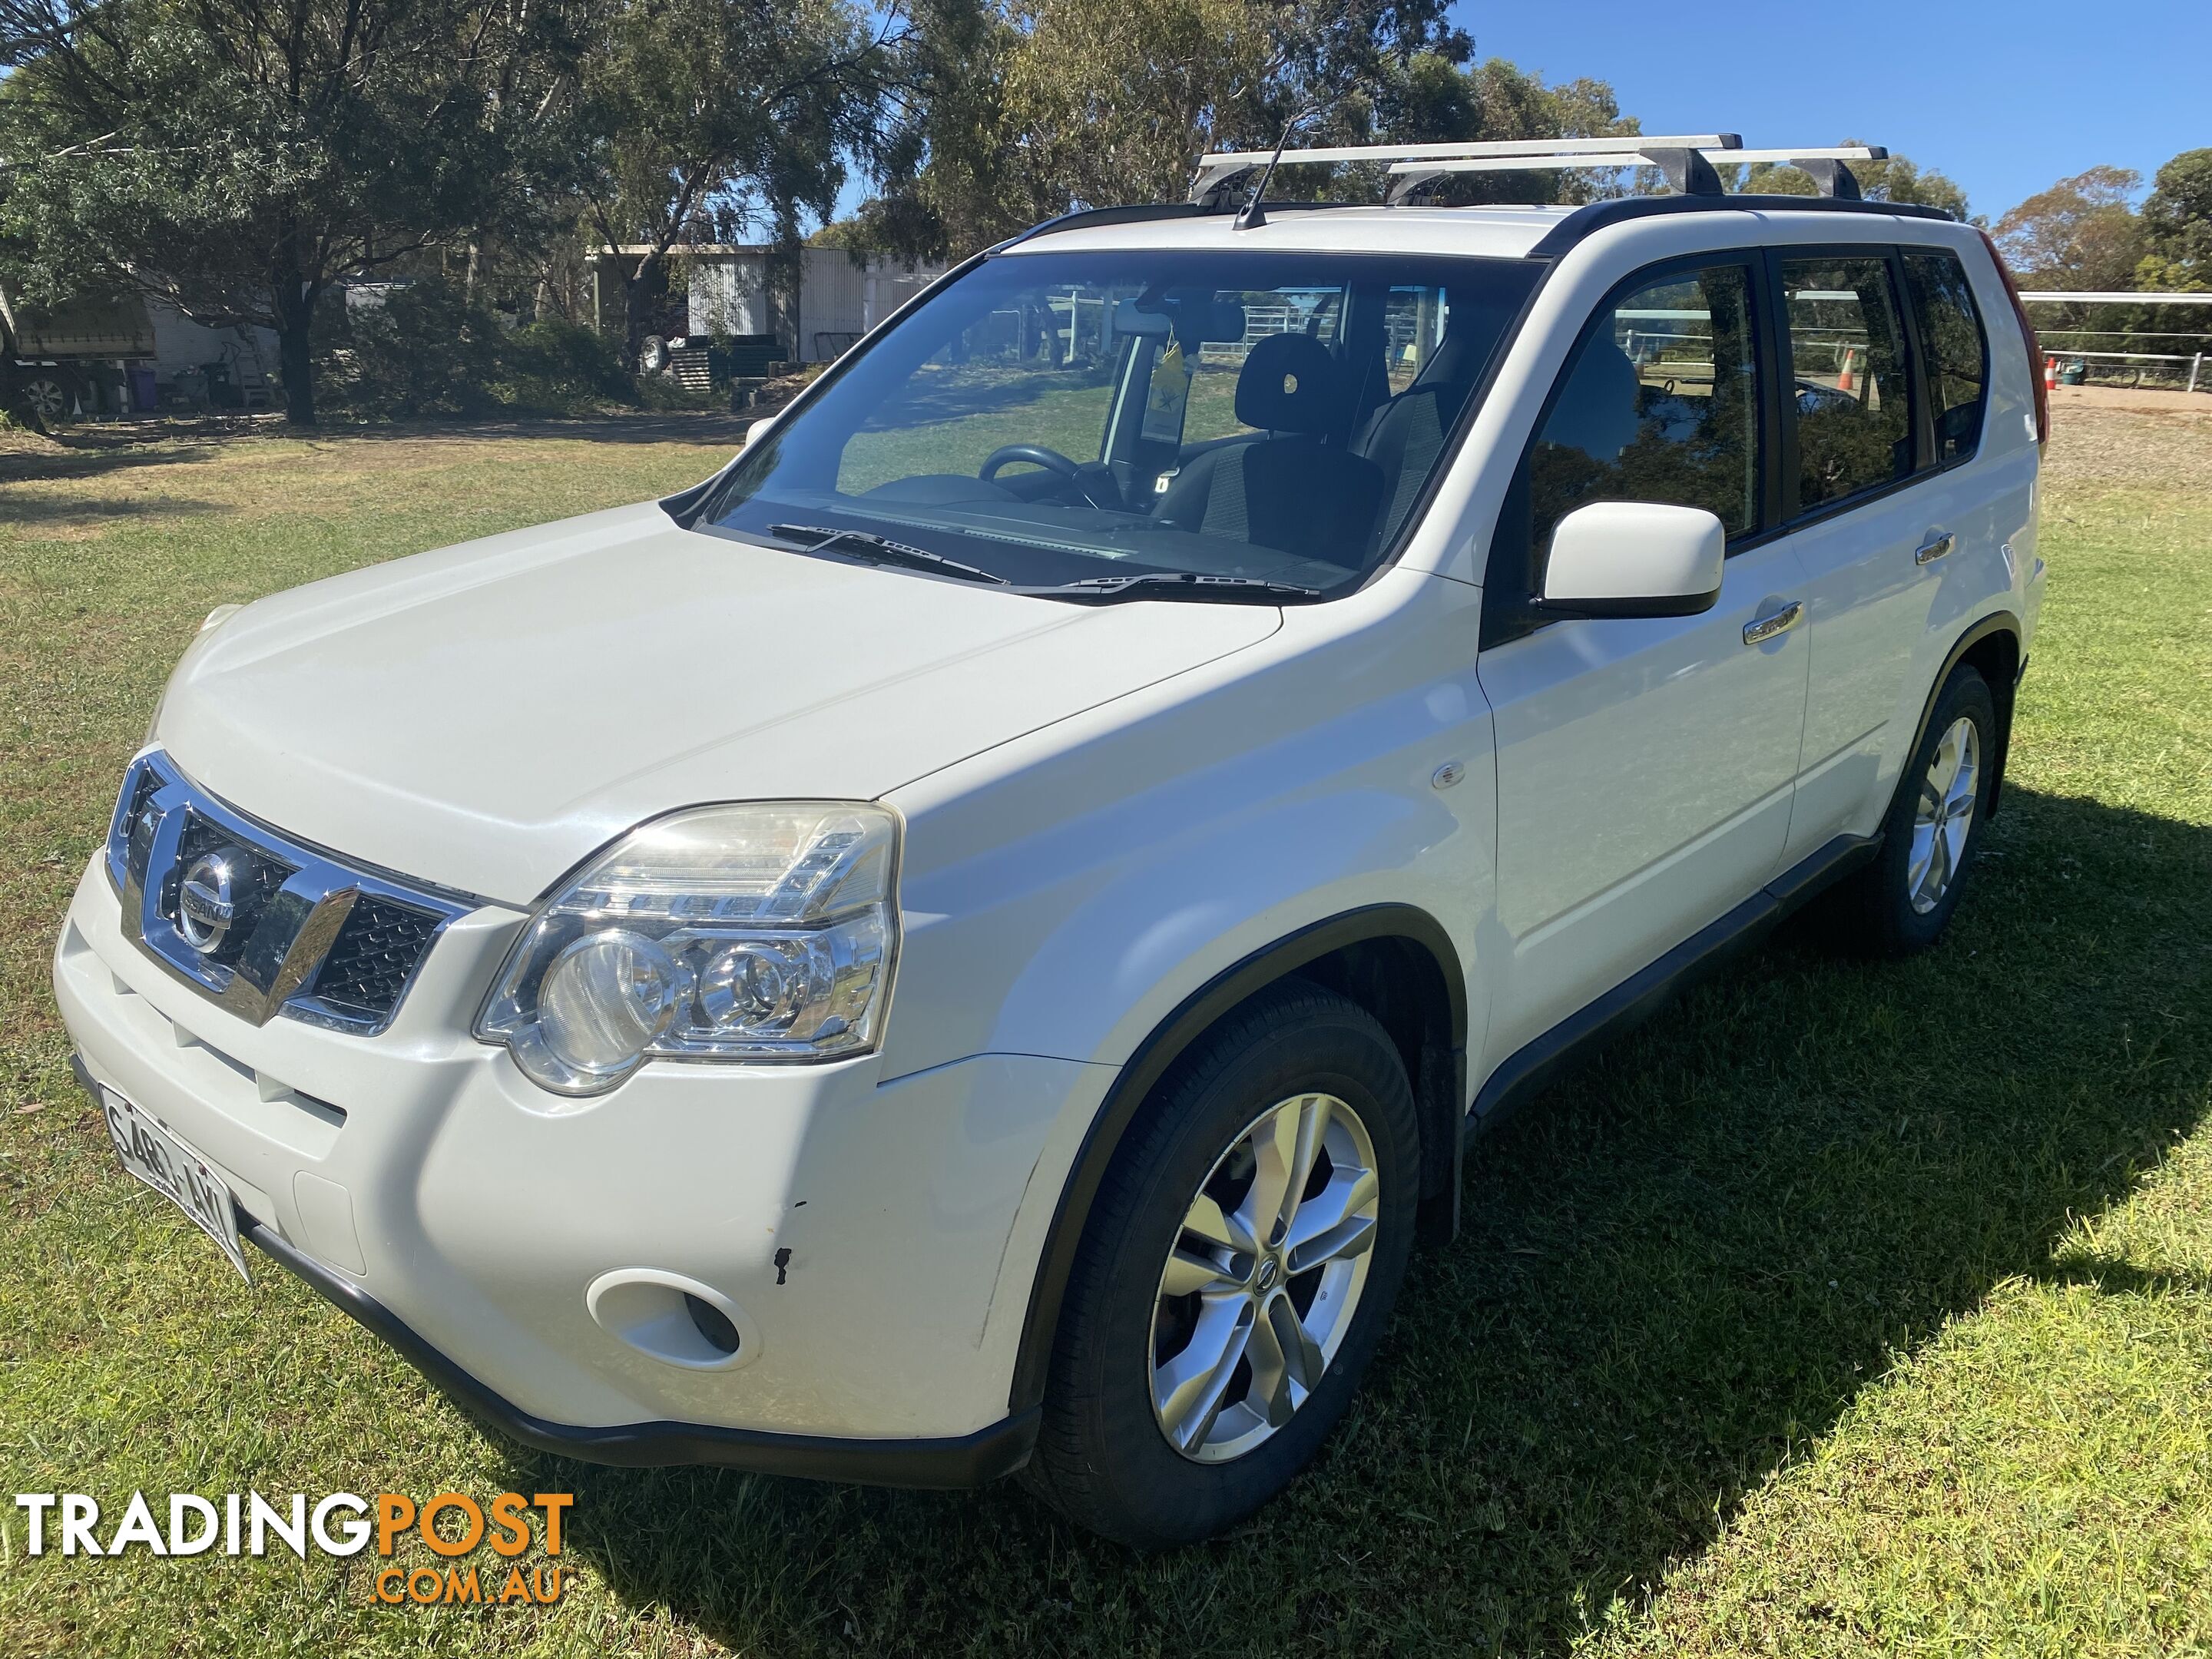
(1023, 982, 1420, 1547)
(1820, 663, 1997, 957)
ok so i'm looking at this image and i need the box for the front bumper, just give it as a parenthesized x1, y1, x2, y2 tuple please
(243, 1199, 1039, 1486)
(55, 853, 1107, 1478)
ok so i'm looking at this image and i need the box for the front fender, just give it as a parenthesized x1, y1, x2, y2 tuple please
(879, 570, 1498, 1410)
(881, 570, 1495, 1082)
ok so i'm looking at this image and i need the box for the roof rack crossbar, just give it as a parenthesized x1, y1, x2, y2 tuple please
(1189, 134, 1742, 206)
(1385, 145, 1886, 204)
(1194, 134, 1740, 169)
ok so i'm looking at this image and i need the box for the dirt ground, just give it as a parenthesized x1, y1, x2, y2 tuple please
(2049, 383, 2212, 417)
(2041, 399, 2212, 490)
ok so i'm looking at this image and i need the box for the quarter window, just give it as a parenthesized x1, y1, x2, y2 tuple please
(1528, 263, 1762, 561)
(1781, 256, 1913, 511)
(1382, 285, 1452, 394)
(1903, 251, 1988, 465)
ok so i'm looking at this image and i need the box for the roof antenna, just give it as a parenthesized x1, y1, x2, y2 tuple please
(1236, 105, 1314, 231)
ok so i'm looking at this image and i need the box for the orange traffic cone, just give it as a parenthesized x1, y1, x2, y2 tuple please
(2043, 355, 2058, 392)
(1836, 346, 1857, 396)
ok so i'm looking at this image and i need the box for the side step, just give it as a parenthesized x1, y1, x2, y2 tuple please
(1464, 833, 1880, 1141)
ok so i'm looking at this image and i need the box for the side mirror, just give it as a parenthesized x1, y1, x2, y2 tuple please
(1539, 501, 1725, 619)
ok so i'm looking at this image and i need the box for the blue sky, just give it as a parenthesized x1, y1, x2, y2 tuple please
(1455, 0, 2210, 220)
(828, 1, 2205, 227)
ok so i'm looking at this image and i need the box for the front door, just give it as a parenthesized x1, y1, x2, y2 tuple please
(1476, 256, 1811, 1065)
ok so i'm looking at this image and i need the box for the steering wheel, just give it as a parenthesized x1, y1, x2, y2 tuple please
(979, 442, 1118, 510)
(979, 443, 1084, 482)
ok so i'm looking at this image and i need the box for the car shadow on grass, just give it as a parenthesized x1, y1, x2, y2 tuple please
(496, 783, 2211, 1656)
(2, 493, 230, 528)
(0, 442, 224, 487)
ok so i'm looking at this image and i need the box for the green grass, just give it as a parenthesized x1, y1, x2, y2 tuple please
(2, 408, 2210, 1656)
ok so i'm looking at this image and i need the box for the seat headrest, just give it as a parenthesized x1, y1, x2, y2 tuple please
(1235, 333, 1346, 435)
(1541, 339, 1642, 463)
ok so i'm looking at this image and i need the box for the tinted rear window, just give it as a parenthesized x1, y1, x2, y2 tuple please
(1903, 250, 1988, 465)
(1780, 256, 1915, 512)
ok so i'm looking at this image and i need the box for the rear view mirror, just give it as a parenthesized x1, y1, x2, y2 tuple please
(1114, 295, 1247, 346)
(1539, 501, 1725, 619)
(1112, 300, 1172, 337)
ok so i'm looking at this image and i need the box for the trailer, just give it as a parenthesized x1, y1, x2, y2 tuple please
(2, 285, 277, 421)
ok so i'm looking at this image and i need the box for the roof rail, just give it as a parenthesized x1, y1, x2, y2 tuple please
(1189, 135, 1742, 206)
(1387, 144, 1886, 204)
(1525, 191, 1953, 259)
(994, 198, 1374, 252)
(998, 202, 1216, 249)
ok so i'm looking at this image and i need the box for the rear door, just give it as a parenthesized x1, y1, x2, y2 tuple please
(1776, 243, 1998, 859)
(1475, 253, 1812, 1060)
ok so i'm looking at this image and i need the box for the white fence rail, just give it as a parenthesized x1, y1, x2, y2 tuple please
(2018, 290, 2212, 395)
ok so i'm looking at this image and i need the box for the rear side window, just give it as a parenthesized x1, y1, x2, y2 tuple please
(1527, 263, 1763, 559)
(1780, 257, 1913, 512)
(1902, 250, 1988, 465)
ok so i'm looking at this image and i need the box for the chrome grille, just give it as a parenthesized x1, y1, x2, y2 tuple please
(160, 811, 296, 969)
(104, 750, 472, 1034)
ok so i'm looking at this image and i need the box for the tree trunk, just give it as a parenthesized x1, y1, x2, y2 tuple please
(769, 251, 800, 364)
(623, 253, 667, 363)
(275, 285, 317, 427)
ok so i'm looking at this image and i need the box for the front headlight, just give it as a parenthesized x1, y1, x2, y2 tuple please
(476, 803, 899, 1096)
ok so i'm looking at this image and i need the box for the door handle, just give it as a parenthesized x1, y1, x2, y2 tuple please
(1743, 601, 1803, 647)
(1916, 531, 1956, 565)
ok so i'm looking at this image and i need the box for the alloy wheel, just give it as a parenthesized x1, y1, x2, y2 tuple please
(1907, 715, 1979, 915)
(1149, 1091, 1380, 1463)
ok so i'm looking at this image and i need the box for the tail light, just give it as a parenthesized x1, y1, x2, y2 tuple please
(1978, 229, 2048, 447)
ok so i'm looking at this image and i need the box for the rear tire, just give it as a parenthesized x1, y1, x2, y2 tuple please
(1817, 664, 1996, 957)
(1022, 981, 1419, 1547)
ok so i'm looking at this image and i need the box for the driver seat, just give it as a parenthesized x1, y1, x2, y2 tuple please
(1154, 334, 1383, 568)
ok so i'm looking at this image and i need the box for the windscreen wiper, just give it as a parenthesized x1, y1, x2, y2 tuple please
(1021, 571, 1325, 603)
(767, 523, 1009, 585)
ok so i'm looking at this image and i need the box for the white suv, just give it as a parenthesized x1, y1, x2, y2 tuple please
(56, 139, 2047, 1546)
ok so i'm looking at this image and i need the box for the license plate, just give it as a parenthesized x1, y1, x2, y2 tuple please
(101, 1087, 250, 1282)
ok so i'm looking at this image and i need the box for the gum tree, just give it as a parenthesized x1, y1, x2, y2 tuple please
(0, 0, 583, 425)
(847, 0, 1631, 261)
(576, 0, 903, 359)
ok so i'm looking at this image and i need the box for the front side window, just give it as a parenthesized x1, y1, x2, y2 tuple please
(1902, 250, 1988, 465)
(701, 250, 1540, 597)
(1526, 262, 1763, 564)
(1782, 256, 1913, 511)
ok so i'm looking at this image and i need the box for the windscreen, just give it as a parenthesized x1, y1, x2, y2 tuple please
(699, 247, 1541, 597)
